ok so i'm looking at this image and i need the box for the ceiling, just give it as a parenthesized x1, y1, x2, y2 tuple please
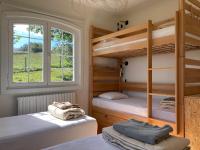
(70, 0, 151, 13)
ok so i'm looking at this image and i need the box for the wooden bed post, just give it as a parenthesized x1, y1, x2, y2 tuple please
(147, 20, 153, 118)
(177, 0, 186, 137)
(89, 26, 94, 115)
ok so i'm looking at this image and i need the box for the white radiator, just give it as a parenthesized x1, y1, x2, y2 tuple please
(17, 92, 76, 115)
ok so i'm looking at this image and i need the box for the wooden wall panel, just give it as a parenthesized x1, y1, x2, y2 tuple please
(185, 96, 200, 150)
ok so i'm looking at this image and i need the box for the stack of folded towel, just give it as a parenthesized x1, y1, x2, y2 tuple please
(102, 119, 190, 150)
(48, 101, 85, 120)
(160, 97, 175, 112)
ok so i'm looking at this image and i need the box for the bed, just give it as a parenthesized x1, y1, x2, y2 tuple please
(93, 25, 200, 53)
(43, 135, 118, 150)
(0, 112, 97, 150)
(43, 134, 190, 150)
(93, 96, 175, 122)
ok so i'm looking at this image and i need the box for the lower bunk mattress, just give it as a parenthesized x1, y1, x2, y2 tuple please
(0, 112, 97, 150)
(93, 96, 175, 122)
(43, 134, 190, 150)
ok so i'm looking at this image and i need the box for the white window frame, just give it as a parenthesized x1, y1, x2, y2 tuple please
(1, 11, 82, 94)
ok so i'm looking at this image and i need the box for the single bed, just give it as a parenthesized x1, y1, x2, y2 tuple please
(43, 134, 190, 150)
(0, 112, 97, 150)
(93, 96, 175, 122)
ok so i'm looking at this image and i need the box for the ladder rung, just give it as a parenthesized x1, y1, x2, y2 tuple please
(148, 67, 175, 71)
(149, 92, 175, 97)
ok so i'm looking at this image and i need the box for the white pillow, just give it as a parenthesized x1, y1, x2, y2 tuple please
(99, 92, 128, 100)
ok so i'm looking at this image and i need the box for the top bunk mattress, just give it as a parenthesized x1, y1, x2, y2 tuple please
(93, 25, 200, 52)
(93, 96, 175, 122)
(93, 26, 175, 51)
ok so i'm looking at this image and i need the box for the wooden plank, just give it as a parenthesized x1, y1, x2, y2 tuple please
(93, 33, 147, 50)
(154, 17, 175, 29)
(185, 25, 200, 37)
(148, 67, 175, 71)
(188, 0, 200, 9)
(147, 20, 153, 118)
(185, 68, 200, 83)
(185, 36, 200, 46)
(92, 23, 147, 43)
(93, 26, 113, 38)
(185, 96, 200, 149)
(93, 82, 119, 92)
(149, 92, 175, 97)
(175, 11, 180, 134)
(185, 3, 200, 17)
(92, 106, 177, 135)
(185, 58, 200, 66)
(89, 26, 94, 115)
(185, 84, 200, 95)
(121, 82, 175, 93)
(177, 9, 185, 136)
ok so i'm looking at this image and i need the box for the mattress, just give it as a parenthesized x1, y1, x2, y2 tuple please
(94, 25, 200, 51)
(43, 134, 190, 150)
(43, 135, 119, 150)
(93, 97, 175, 122)
(0, 112, 97, 150)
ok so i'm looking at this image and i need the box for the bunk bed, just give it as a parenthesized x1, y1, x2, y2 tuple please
(89, 0, 200, 136)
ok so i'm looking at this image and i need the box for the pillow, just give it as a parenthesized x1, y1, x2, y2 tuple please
(98, 92, 128, 100)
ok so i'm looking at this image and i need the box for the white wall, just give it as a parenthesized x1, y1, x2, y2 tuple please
(0, 0, 117, 117)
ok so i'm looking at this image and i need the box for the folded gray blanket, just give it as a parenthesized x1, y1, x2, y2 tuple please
(113, 119, 173, 145)
(102, 127, 190, 150)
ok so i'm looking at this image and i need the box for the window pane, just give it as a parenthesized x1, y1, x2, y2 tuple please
(50, 27, 74, 83)
(13, 53, 29, 83)
(13, 36, 29, 53)
(13, 24, 29, 37)
(29, 70, 43, 82)
(51, 54, 62, 68)
(51, 28, 62, 41)
(12, 24, 44, 84)
(51, 68, 63, 82)
(30, 25, 44, 40)
(30, 39, 43, 69)
(63, 44, 73, 56)
(63, 31, 73, 43)
(63, 69, 73, 81)
(51, 40, 62, 55)
(63, 56, 73, 68)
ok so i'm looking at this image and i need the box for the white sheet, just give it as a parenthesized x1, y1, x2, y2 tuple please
(0, 112, 97, 150)
(94, 25, 200, 51)
(93, 97, 175, 122)
(43, 135, 120, 150)
(43, 134, 189, 150)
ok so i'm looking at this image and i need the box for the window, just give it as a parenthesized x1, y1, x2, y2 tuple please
(50, 27, 74, 82)
(1, 12, 82, 93)
(13, 24, 44, 83)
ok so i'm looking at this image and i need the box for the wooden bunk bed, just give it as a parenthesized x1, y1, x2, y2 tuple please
(89, 0, 200, 136)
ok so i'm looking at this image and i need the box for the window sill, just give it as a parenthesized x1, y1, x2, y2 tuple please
(1, 84, 81, 95)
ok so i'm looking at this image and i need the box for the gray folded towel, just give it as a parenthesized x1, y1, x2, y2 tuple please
(113, 119, 173, 145)
(102, 126, 190, 150)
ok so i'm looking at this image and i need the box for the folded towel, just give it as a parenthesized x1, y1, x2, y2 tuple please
(48, 105, 85, 120)
(102, 126, 190, 150)
(113, 119, 173, 145)
(52, 101, 80, 110)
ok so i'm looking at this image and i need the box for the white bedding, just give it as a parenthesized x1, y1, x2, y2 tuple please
(93, 97, 175, 122)
(43, 135, 119, 150)
(94, 25, 200, 51)
(0, 112, 97, 150)
(43, 134, 189, 150)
